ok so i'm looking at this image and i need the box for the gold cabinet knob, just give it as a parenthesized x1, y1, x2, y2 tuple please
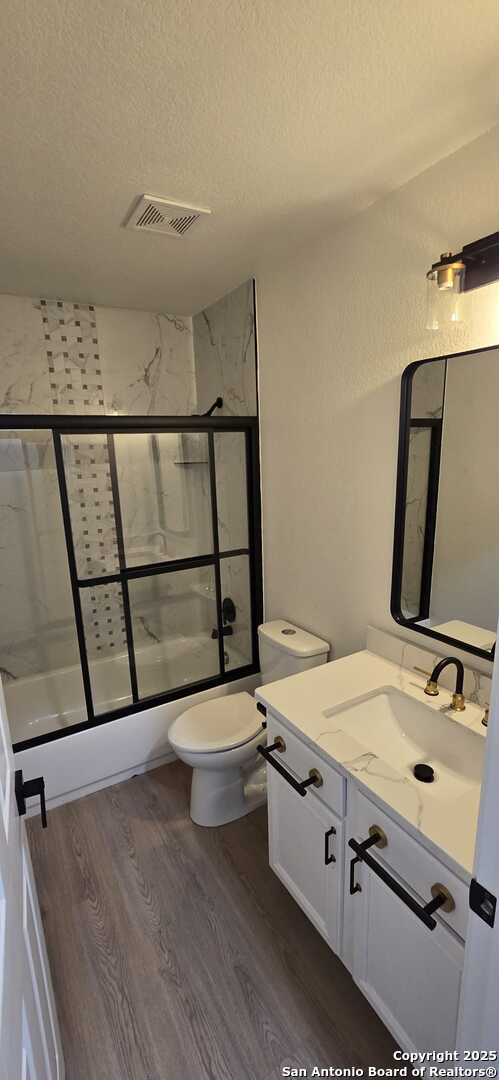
(431, 883, 455, 913)
(369, 824, 388, 848)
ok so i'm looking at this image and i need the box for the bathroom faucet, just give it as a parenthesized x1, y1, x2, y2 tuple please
(424, 656, 466, 711)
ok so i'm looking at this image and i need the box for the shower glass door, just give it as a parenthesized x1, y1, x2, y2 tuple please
(47, 417, 261, 733)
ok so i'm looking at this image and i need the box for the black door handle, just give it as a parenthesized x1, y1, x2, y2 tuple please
(325, 825, 336, 865)
(348, 834, 447, 931)
(257, 742, 322, 797)
(15, 769, 47, 828)
(349, 831, 380, 894)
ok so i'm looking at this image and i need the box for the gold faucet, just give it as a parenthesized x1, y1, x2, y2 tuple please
(423, 657, 466, 712)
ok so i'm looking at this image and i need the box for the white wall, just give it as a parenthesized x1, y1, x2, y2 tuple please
(256, 123, 499, 661)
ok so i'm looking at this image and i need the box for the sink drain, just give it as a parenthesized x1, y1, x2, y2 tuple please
(413, 763, 435, 783)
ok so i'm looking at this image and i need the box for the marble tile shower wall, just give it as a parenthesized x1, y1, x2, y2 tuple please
(193, 279, 257, 416)
(192, 283, 257, 670)
(0, 293, 196, 679)
(0, 286, 257, 687)
(0, 295, 196, 417)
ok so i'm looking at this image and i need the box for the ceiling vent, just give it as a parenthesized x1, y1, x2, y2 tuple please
(124, 194, 211, 237)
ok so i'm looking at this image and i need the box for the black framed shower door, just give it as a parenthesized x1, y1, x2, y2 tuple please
(5, 414, 262, 749)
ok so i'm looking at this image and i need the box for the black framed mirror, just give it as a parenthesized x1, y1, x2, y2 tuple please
(391, 342, 499, 662)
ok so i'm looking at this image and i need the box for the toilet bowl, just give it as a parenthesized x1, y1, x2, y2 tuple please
(168, 620, 330, 827)
(169, 691, 266, 826)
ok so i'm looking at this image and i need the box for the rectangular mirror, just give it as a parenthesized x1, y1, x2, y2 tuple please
(391, 343, 499, 660)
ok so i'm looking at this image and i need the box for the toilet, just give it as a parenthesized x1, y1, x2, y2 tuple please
(169, 619, 330, 826)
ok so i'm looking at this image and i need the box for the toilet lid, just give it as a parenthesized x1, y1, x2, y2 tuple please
(169, 692, 262, 753)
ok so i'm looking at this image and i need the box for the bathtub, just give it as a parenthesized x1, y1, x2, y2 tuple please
(8, 636, 259, 811)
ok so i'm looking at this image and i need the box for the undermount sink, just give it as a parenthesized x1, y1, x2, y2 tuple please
(322, 687, 484, 801)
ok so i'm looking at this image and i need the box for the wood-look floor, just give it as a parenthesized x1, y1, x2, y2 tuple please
(28, 761, 396, 1080)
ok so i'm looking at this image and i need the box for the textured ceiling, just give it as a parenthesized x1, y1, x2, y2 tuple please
(1, 0, 499, 314)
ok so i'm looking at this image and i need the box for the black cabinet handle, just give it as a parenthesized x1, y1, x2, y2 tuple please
(348, 834, 447, 931)
(325, 825, 336, 865)
(15, 769, 47, 828)
(257, 742, 322, 797)
(256, 702, 267, 729)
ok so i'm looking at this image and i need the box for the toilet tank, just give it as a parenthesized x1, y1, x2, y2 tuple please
(258, 620, 330, 685)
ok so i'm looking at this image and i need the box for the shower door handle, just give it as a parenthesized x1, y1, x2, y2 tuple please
(15, 769, 47, 828)
(211, 625, 233, 639)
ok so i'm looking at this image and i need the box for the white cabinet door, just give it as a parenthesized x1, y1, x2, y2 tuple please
(0, 680, 63, 1080)
(349, 857, 463, 1052)
(268, 764, 344, 953)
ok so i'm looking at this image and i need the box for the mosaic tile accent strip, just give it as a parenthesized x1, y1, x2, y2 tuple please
(61, 435, 119, 579)
(39, 298, 105, 414)
(62, 434, 126, 658)
(80, 583, 127, 659)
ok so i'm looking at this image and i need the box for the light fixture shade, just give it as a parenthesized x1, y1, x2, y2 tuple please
(425, 256, 465, 330)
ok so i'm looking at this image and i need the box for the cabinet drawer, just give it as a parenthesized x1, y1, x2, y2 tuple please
(266, 712, 346, 818)
(349, 789, 469, 940)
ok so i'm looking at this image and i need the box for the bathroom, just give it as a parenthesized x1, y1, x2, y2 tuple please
(2, 2, 499, 1077)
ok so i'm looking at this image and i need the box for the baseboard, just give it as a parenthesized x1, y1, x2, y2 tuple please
(26, 750, 177, 815)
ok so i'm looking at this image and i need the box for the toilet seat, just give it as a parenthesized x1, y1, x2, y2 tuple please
(169, 692, 262, 754)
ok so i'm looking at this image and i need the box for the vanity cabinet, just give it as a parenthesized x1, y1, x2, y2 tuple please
(264, 711, 468, 1052)
(266, 715, 345, 952)
(348, 862, 463, 1051)
(344, 789, 466, 1050)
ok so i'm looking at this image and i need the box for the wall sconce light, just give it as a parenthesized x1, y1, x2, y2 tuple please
(426, 253, 465, 330)
(426, 230, 499, 330)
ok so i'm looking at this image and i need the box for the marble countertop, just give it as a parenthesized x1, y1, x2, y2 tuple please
(256, 648, 487, 881)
